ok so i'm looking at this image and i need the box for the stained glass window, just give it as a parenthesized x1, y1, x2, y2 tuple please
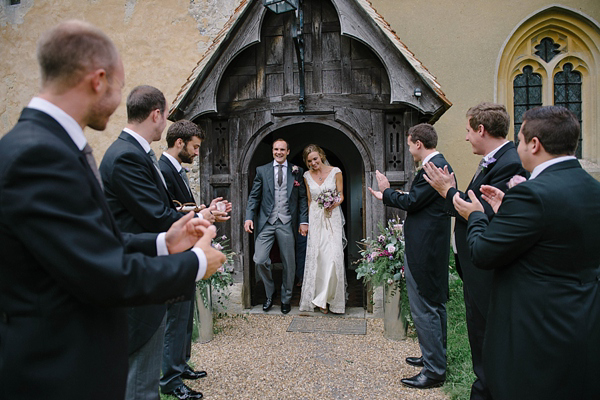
(513, 65, 542, 144)
(554, 63, 582, 158)
(535, 37, 561, 63)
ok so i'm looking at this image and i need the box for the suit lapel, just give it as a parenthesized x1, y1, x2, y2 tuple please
(160, 155, 193, 200)
(24, 109, 122, 238)
(265, 163, 274, 197)
(468, 142, 515, 190)
(287, 164, 294, 198)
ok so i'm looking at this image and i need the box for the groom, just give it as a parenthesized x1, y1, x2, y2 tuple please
(244, 139, 309, 314)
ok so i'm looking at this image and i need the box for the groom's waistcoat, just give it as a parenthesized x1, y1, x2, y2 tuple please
(268, 173, 291, 225)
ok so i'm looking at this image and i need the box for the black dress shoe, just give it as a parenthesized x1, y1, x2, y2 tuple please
(281, 303, 291, 314)
(165, 383, 203, 399)
(401, 371, 444, 389)
(181, 369, 207, 380)
(406, 356, 424, 367)
(263, 296, 274, 311)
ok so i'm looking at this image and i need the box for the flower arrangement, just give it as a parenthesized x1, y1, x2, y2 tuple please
(355, 218, 405, 289)
(196, 235, 235, 309)
(316, 189, 341, 218)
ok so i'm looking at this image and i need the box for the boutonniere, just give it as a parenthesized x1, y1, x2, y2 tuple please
(414, 165, 423, 177)
(291, 165, 299, 174)
(183, 167, 190, 173)
(481, 157, 497, 171)
(294, 180, 301, 187)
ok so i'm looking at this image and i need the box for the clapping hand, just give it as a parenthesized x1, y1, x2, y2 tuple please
(422, 163, 456, 198)
(480, 185, 504, 214)
(368, 170, 389, 200)
(208, 197, 231, 222)
(452, 190, 484, 220)
(192, 224, 227, 279)
(165, 211, 212, 254)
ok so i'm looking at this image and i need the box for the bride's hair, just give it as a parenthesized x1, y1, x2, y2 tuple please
(302, 144, 327, 168)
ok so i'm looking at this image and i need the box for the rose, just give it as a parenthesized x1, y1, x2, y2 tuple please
(294, 180, 301, 187)
(291, 165, 299, 174)
(507, 174, 526, 188)
(216, 201, 227, 212)
(386, 244, 396, 253)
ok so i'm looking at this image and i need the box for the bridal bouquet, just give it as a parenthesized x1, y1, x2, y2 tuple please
(355, 218, 405, 289)
(316, 189, 341, 218)
(197, 235, 235, 309)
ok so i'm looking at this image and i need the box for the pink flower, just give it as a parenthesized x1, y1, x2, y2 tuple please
(507, 175, 527, 189)
(294, 180, 301, 187)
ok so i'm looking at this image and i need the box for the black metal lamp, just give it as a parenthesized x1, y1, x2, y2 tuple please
(263, 0, 298, 14)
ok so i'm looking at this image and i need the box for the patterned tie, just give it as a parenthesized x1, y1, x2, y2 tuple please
(147, 149, 167, 188)
(277, 164, 283, 187)
(179, 167, 193, 197)
(472, 158, 486, 182)
(82, 144, 103, 188)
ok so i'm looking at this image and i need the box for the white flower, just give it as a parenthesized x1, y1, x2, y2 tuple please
(386, 244, 396, 253)
(213, 243, 223, 251)
(387, 278, 394, 285)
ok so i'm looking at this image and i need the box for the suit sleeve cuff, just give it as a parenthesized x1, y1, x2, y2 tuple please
(195, 212, 204, 220)
(156, 232, 168, 256)
(191, 248, 208, 281)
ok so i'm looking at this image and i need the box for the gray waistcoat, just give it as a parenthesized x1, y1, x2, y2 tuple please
(268, 175, 291, 225)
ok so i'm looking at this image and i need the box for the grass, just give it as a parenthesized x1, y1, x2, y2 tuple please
(443, 255, 475, 400)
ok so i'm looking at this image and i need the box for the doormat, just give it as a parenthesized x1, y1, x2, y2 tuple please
(287, 316, 367, 335)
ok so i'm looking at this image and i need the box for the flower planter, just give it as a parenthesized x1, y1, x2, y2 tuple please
(195, 282, 214, 344)
(383, 283, 408, 341)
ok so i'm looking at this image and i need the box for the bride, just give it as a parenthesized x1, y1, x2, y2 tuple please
(299, 144, 346, 314)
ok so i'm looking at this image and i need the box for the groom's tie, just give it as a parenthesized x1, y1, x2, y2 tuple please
(277, 164, 283, 187)
(82, 144, 103, 189)
(147, 149, 167, 188)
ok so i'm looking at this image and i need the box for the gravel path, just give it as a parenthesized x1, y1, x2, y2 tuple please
(186, 314, 448, 399)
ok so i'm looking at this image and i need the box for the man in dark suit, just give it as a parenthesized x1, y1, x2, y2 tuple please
(244, 139, 309, 314)
(369, 124, 453, 389)
(0, 20, 225, 400)
(423, 103, 526, 400)
(453, 106, 600, 400)
(158, 120, 211, 396)
(100, 86, 220, 400)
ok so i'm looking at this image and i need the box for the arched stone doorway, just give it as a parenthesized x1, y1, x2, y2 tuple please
(243, 121, 367, 307)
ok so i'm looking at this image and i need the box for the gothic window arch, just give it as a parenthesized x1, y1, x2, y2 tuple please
(496, 6, 600, 170)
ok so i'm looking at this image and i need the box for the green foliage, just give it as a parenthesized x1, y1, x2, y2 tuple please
(196, 235, 235, 310)
(355, 218, 405, 288)
(443, 253, 476, 400)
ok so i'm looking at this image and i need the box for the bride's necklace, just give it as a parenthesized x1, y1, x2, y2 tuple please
(313, 168, 324, 182)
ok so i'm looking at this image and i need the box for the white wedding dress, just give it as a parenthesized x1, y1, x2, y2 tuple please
(299, 167, 346, 314)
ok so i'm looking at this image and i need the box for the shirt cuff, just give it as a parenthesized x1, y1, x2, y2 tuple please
(196, 212, 203, 220)
(191, 248, 208, 281)
(300, 222, 309, 225)
(156, 232, 168, 256)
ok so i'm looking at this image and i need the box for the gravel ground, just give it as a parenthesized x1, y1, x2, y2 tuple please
(186, 314, 448, 399)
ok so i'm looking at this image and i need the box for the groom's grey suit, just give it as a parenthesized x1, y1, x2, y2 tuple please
(246, 161, 308, 303)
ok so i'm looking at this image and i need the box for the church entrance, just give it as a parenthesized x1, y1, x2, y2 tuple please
(247, 122, 365, 309)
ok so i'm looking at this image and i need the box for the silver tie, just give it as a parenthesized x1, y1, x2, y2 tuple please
(83, 144, 103, 188)
(147, 149, 167, 188)
(472, 158, 486, 182)
(277, 164, 283, 187)
(179, 167, 193, 197)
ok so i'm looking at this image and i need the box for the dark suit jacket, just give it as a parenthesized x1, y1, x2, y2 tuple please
(245, 162, 308, 236)
(465, 160, 600, 400)
(99, 131, 184, 353)
(0, 108, 198, 400)
(445, 142, 526, 315)
(383, 153, 453, 304)
(159, 154, 195, 204)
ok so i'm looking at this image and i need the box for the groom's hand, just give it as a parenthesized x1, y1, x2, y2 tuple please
(374, 170, 390, 192)
(299, 224, 308, 236)
(244, 219, 254, 233)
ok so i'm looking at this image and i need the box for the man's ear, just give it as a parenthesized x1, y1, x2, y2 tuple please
(415, 140, 423, 149)
(89, 69, 106, 94)
(477, 124, 486, 137)
(530, 137, 543, 154)
(151, 108, 161, 123)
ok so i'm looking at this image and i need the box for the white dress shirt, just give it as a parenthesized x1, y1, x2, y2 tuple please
(529, 156, 577, 180)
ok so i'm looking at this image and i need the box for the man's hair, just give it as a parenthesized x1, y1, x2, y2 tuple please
(126, 85, 166, 123)
(302, 144, 327, 167)
(407, 123, 438, 149)
(272, 138, 289, 150)
(466, 102, 510, 139)
(36, 20, 119, 89)
(521, 106, 580, 156)
(166, 120, 205, 148)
